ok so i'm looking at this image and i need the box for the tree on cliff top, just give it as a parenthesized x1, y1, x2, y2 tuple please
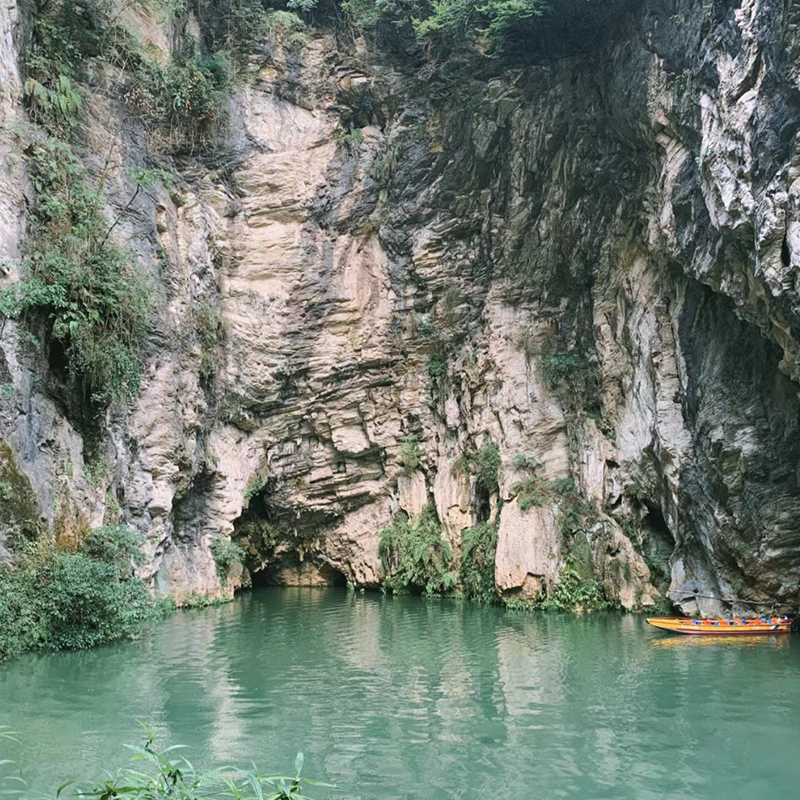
(344, 0, 635, 63)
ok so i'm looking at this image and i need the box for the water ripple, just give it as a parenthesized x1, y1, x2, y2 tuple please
(3, 589, 800, 799)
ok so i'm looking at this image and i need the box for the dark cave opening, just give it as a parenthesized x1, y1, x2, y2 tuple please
(249, 559, 348, 588)
(250, 567, 275, 588)
(640, 500, 676, 587)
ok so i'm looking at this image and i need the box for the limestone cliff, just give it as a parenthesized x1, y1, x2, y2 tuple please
(2, 0, 800, 615)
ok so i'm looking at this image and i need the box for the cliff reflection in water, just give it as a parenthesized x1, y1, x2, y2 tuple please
(2, 589, 800, 800)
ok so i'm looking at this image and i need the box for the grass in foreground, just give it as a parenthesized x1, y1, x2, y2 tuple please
(0, 724, 330, 800)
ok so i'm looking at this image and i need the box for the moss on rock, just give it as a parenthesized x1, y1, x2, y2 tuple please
(0, 444, 42, 551)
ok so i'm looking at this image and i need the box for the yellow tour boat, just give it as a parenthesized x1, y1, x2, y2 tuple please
(646, 616, 793, 635)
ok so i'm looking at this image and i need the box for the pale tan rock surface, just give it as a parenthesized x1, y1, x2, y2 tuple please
(494, 500, 561, 600)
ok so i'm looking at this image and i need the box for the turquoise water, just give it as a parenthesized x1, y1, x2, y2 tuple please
(2, 588, 800, 799)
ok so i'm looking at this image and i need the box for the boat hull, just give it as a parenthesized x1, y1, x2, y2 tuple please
(646, 617, 792, 635)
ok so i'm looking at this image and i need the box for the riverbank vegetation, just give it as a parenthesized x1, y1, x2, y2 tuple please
(0, 526, 171, 662)
(459, 522, 498, 604)
(379, 506, 458, 595)
(379, 503, 611, 610)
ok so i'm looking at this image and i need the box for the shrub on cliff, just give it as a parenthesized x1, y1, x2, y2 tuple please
(537, 557, 607, 611)
(211, 537, 246, 585)
(399, 434, 422, 470)
(0, 138, 151, 408)
(80, 524, 147, 575)
(22, 0, 107, 135)
(345, 0, 633, 64)
(125, 46, 232, 154)
(0, 527, 169, 661)
(379, 507, 457, 595)
(460, 522, 498, 603)
(454, 439, 501, 517)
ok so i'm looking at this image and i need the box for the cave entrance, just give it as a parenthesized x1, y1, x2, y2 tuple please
(318, 563, 348, 587)
(250, 568, 275, 588)
(642, 501, 675, 555)
(232, 473, 349, 589)
(249, 559, 348, 588)
(640, 500, 676, 589)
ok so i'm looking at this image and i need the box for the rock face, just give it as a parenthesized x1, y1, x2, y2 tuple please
(2, 0, 800, 613)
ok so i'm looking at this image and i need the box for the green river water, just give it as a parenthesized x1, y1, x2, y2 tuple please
(2, 587, 800, 799)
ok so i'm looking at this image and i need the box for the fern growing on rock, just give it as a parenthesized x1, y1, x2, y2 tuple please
(460, 522, 498, 604)
(379, 507, 457, 595)
(211, 538, 246, 585)
(0, 139, 151, 407)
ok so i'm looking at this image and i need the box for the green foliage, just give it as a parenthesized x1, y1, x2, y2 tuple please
(342, 0, 384, 30)
(22, 0, 107, 135)
(244, 474, 265, 502)
(558, 488, 594, 537)
(2, 138, 151, 406)
(0, 444, 42, 548)
(201, 1, 307, 69)
(511, 459, 586, 517)
(512, 453, 539, 471)
(145, 0, 190, 20)
(427, 352, 447, 384)
(2, 726, 329, 800)
(0, 290, 18, 319)
(287, 0, 318, 12)
(25, 73, 82, 134)
(211, 538, 246, 585)
(84, 458, 107, 489)
(335, 126, 364, 153)
(0, 527, 169, 661)
(193, 299, 223, 379)
(643, 552, 670, 586)
(126, 47, 231, 154)
(552, 477, 576, 495)
(537, 557, 607, 611)
(180, 592, 230, 609)
(132, 167, 177, 193)
(472, 441, 501, 495)
(644, 593, 674, 616)
(264, 9, 308, 39)
(342, 0, 433, 48)
(413, 0, 547, 54)
(539, 352, 597, 394)
(457, 440, 502, 499)
(399, 434, 422, 470)
(623, 478, 649, 502)
(537, 348, 601, 415)
(460, 522, 498, 603)
(379, 507, 457, 595)
(345, 0, 629, 65)
(514, 474, 549, 511)
(80, 524, 146, 574)
(410, 311, 452, 398)
(514, 468, 596, 544)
